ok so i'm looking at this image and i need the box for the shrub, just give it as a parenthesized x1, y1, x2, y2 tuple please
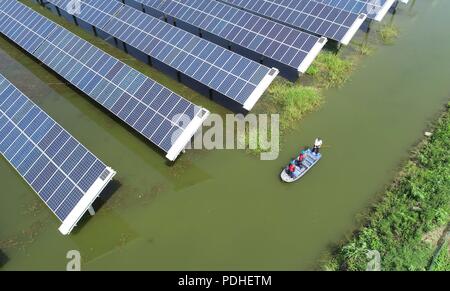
(306, 52, 353, 88)
(378, 24, 399, 45)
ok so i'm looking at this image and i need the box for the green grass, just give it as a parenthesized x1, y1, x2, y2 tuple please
(356, 42, 375, 56)
(306, 52, 354, 89)
(378, 24, 400, 45)
(247, 52, 355, 155)
(323, 106, 450, 271)
(247, 79, 323, 155)
(256, 79, 323, 131)
(430, 242, 450, 271)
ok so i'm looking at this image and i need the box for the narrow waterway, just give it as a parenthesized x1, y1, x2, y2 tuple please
(0, 0, 449, 270)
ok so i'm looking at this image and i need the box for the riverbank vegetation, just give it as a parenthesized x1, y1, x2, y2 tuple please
(322, 106, 450, 271)
(247, 81, 323, 154)
(306, 52, 354, 88)
(378, 24, 400, 45)
(247, 51, 354, 154)
(430, 242, 450, 271)
(255, 51, 354, 124)
(354, 42, 375, 56)
(255, 79, 323, 131)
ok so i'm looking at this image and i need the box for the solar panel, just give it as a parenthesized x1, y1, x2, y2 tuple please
(314, 0, 395, 21)
(0, 0, 209, 161)
(43, 0, 278, 110)
(219, 0, 367, 45)
(0, 73, 116, 235)
(130, 0, 327, 76)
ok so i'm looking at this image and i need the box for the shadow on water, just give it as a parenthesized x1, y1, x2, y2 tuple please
(70, 179, 122, 235)
(67, 181, 140, 264)
(0, 250, 8, 268)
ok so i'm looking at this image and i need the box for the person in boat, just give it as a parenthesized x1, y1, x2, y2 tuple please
(312, 138, 323, 154)
(288, 163, 296, 177)
(296, 150, 306, 166)
(287, 160, 296, 177)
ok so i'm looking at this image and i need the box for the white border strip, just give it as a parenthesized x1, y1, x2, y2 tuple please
(374, 0, 396, 21)
(298, 37, 327, 73)
(341, 13, 367, 45)
(243, 68, 279, 111)
(59, 167, 116, 235)
(165, 108, 210, 161)
(399, 0, 409, 4)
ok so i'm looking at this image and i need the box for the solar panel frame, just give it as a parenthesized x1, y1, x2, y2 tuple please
(43, 0, 278, 110)
(219, 0, 367, 45)
(0, 73, 116, 235)
(314, 0, 395, 21)
(0, 0, 209, 161)
(130, 0, 327, 75)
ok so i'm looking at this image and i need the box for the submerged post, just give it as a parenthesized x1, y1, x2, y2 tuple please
(366, 19, 373, 33)
(88, 206, 96, 216)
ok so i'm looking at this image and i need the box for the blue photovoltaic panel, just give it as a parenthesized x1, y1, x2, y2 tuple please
(46, 0, 276, 108)
(0, 73, 111, 222)
(219, 0, 366, 44)
(0, 3, 59, 54)
(315, 0, 394, 20)
(0, 0, 208, 160)
(134, 0, 325, 73)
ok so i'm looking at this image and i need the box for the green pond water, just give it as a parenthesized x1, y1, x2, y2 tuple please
(1, 0, 449, 270)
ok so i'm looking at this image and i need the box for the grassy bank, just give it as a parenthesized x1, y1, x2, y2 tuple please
(430, 241, 450, 271)
(246, 51, 354, 154)
(322, 106, 450, 271)
(306, 52, 354, 88)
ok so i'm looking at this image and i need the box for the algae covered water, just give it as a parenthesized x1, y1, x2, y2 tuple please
(1, 0, 449, 270)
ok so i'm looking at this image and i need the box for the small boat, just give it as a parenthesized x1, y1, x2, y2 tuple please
(280, 149, 322, 183)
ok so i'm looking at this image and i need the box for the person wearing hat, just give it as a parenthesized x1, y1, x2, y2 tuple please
(313, 138, 323, 154)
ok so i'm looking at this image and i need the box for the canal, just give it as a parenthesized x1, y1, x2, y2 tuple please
(0, 0, 449, 270)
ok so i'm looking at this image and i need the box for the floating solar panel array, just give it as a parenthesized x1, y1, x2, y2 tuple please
(0, 73, 116, 235)
(219, 0, 367, 45)
(43, 0, 279, 111)
(127, 0, 327, 79)
(314, 0, 395, 21)
(0, 0, 209, 161)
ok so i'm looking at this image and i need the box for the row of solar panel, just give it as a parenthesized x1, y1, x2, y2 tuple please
(0, 73, 110, 222)
(43, 0, 397, 92)
(45, 0, 277, 109)
(219, 0, 367, 44)
(0, 0, 208, 160)
(131, 0, 326, 74)
(288, 0, 394, 20)
(133, 0, 397, 53)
